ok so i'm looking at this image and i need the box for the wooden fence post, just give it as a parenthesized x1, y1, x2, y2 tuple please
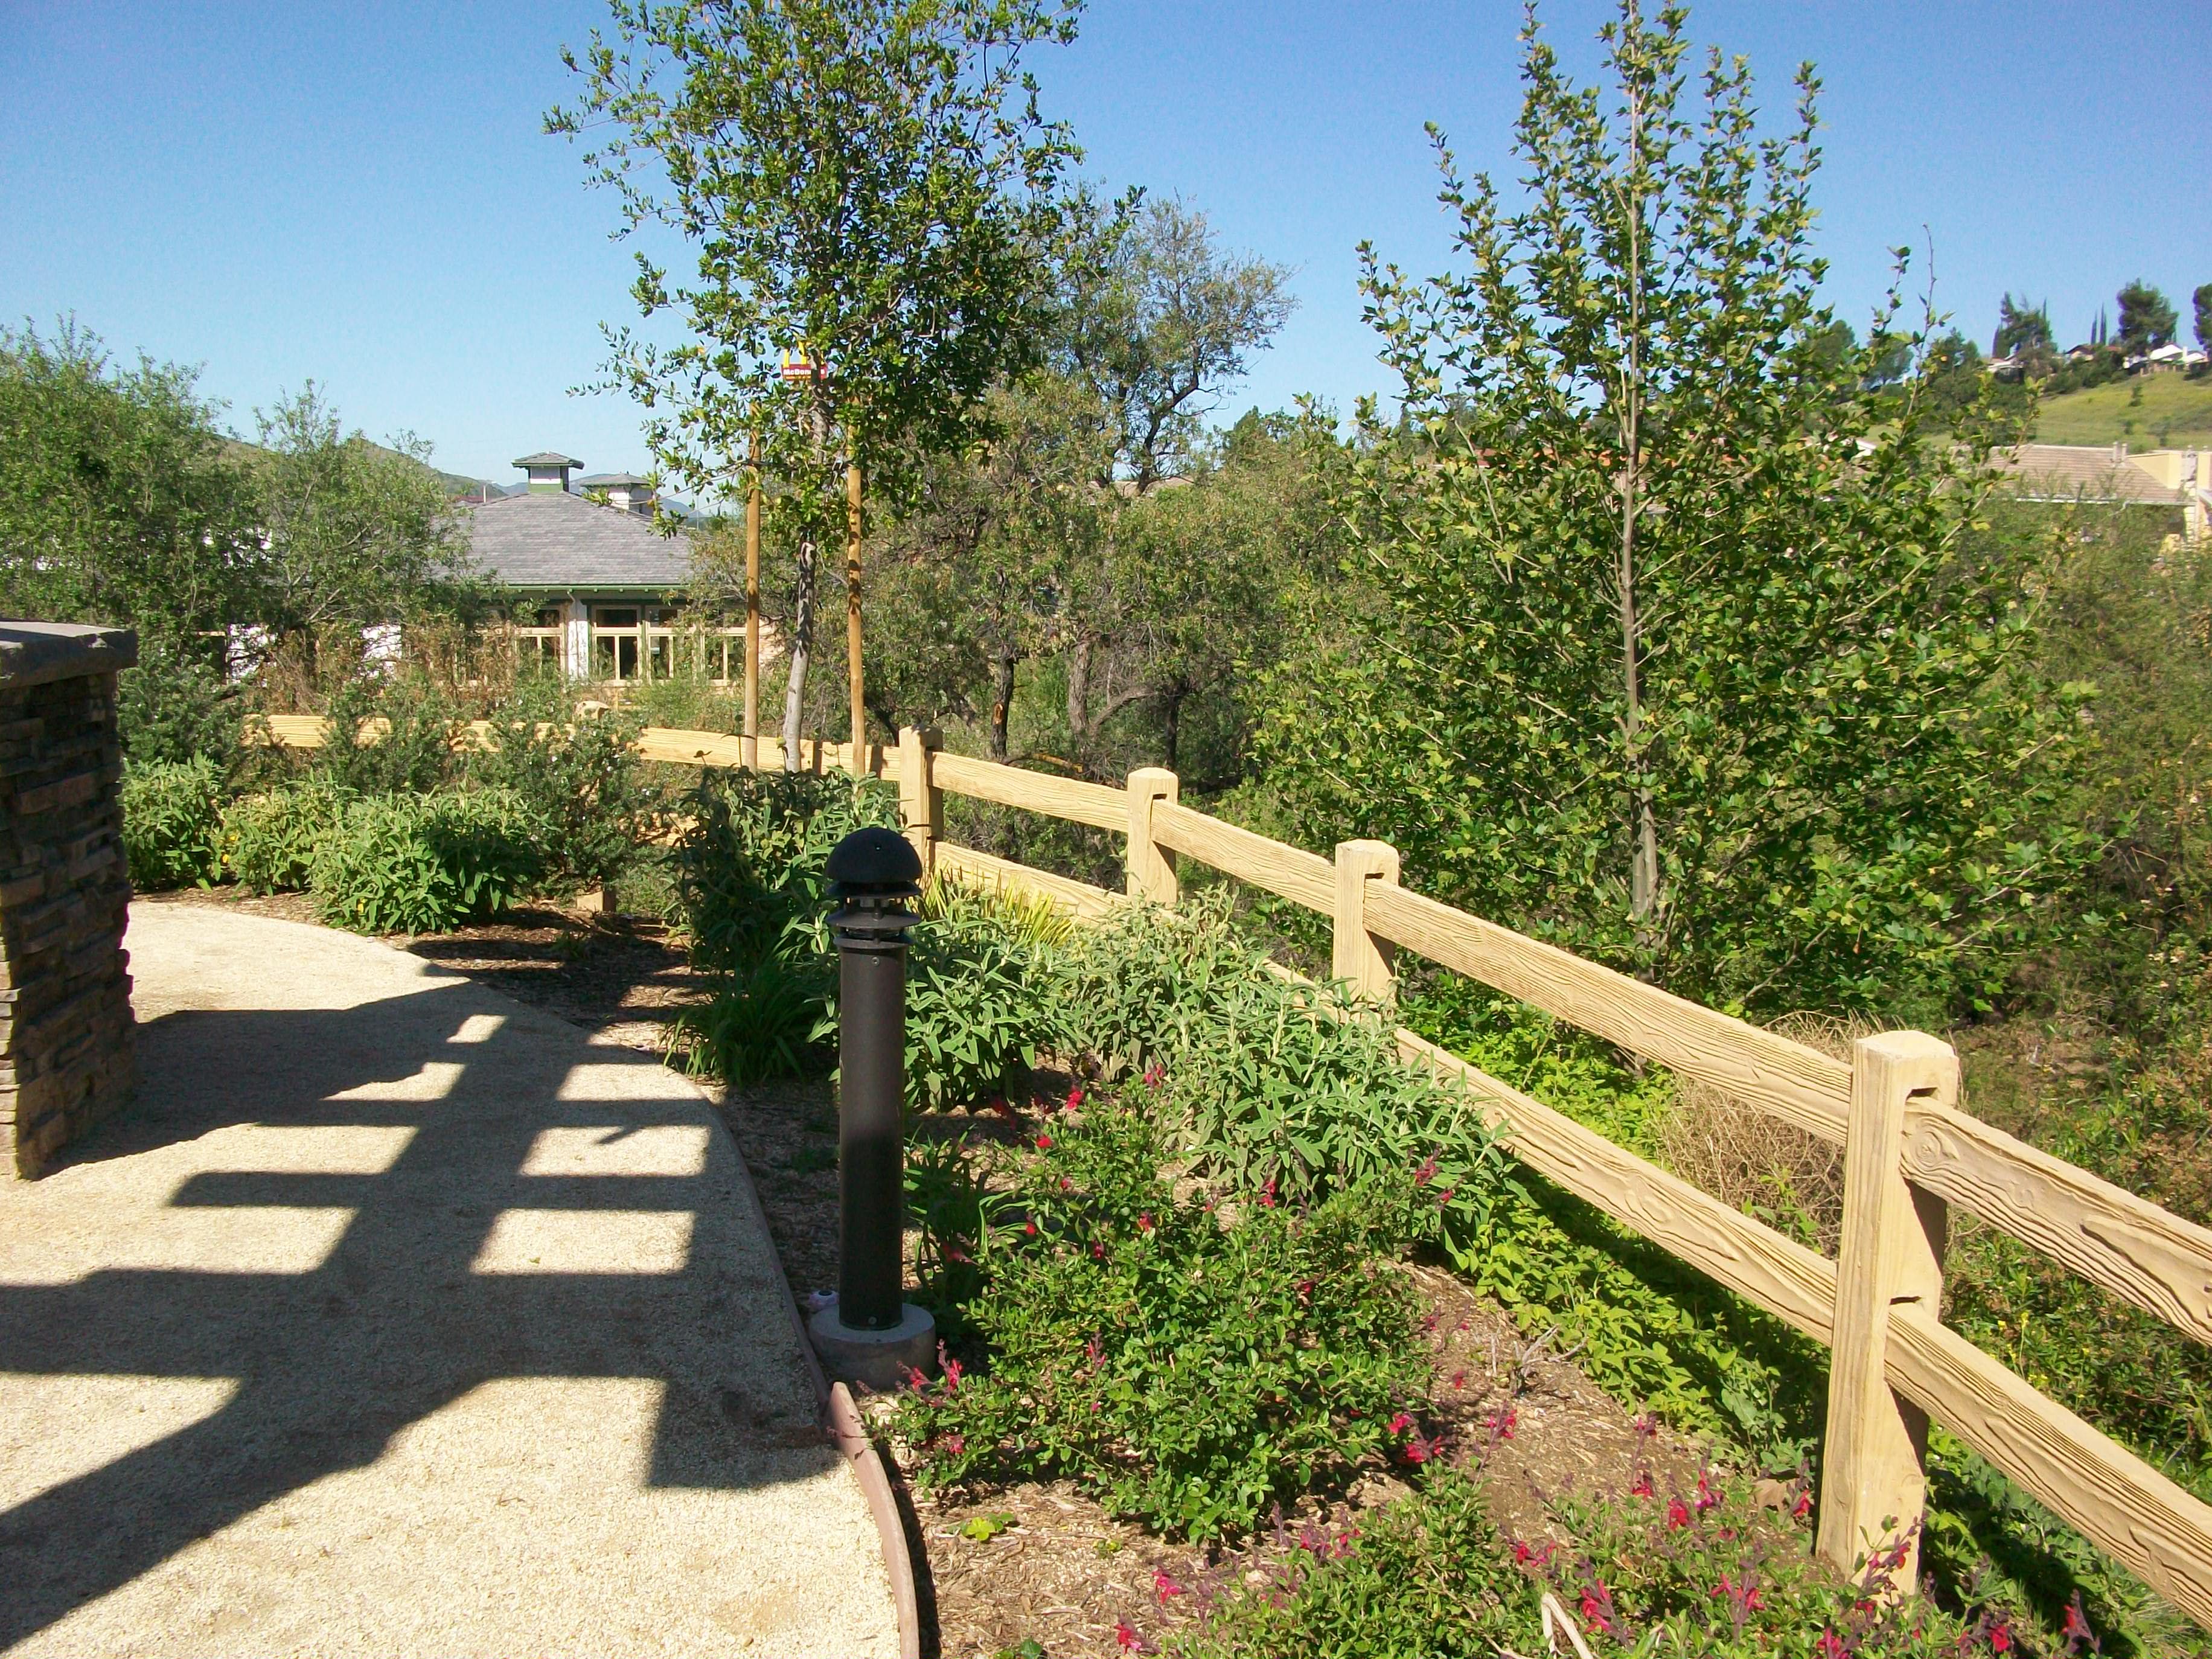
(1818, 1029, 1955, 1591)
(1126, 766, 1178, 907)
(898, 727, 942, 875)
(1332, 839, 1401, 1003)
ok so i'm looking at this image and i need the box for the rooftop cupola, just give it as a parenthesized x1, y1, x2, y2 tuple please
(579, 471, 657, 516)
(513, 451, 583, 494)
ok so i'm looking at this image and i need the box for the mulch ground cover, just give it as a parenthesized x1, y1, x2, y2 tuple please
(148, 884, 1747, 1658)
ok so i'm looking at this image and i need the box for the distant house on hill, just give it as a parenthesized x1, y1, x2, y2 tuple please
(1993, 442, 2207, 542)
(462, 450, 749, 686)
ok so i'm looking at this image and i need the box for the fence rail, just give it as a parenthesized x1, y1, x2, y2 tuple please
(245, 715, 2212, 1628)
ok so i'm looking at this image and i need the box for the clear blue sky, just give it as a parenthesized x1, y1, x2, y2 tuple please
(5, 2, 2207, 488)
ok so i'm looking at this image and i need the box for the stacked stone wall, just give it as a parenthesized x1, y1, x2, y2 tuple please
(0, 626, 137, 1177)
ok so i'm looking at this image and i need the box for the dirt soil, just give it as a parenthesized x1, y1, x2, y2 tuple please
(146, 885, 1751, 1659)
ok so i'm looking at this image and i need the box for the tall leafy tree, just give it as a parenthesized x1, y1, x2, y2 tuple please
(2116, 280, 2178, 353)
(1255, 1, 2089, 1011)
(551, 0, 1084, 769)
(1992, 293, 2051, 362)
(2194, 282, 2211, 354)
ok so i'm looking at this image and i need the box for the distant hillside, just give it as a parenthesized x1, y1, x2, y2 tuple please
(2035, 375, 2212, 450)
(220, 435, 493, 497)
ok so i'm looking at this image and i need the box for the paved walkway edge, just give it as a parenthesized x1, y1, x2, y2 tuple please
(725, 1117, 924, 1659)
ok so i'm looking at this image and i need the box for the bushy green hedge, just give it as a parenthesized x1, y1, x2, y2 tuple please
(219, 779, 354, 893)
(308, 788, 540, 934)
(121, 756, 224, 888)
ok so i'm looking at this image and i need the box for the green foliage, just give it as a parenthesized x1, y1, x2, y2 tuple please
(1255, 6, 2089, 1013)
(308, 673, 464, 797)
(464, 680, 653, 883)
(896, 910, 1070, 1110)
(308, 789, 542, 934)
(663, 769, 898, 1083)
(900, 1099, 1428, 1541)
(219, 779, 354, 893)
(121, 756, 225, 889)
(2116, 281, 2178, 354)
(1172, 1466, 1993, 1659)
(117, 636, 243, 771)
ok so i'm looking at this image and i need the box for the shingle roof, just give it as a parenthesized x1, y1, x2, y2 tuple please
(578, 472, 652, 489)
(462, 490, 693, 591)
(1992, 444, 2189, 507)
(511, 450, 584, 468)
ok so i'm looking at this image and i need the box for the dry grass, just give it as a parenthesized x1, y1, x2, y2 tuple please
(1657, 1012, 1859, 1256)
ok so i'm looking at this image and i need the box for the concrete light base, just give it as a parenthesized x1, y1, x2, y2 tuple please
(807, 1302, 938, 1393)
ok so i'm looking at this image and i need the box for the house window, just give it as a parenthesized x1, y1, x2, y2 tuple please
(592, 606, 641, 680)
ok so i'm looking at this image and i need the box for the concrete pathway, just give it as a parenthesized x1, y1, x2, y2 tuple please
(0, 904, 898, 1658)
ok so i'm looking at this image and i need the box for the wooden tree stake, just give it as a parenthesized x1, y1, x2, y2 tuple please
(1818, 1029, 1955, 1590)
(743, 432, 762, 771)
(1126, 767, 1179, 907)
(1332, 839, 1401, 1003)
(846, 459, 865, 775)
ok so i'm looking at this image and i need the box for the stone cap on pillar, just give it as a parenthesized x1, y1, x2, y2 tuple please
(0, 622, 139, 689)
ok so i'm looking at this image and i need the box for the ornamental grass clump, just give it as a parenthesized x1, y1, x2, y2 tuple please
(899, 1098, 1430, 1541)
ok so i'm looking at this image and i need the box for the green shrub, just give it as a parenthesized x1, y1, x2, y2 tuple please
(118, 636, 240, 772)
(121, 756, 225, 888)
(1170, 1465, 1996, 1659)
(899, 1099, 1428, 1540)
(219, 779, 353, 893)
(665, 950, 833, 1086)
(309, 788, 541, 933)
(890, 911, 1071, 1110)
(464, 681, 654, 883)
(307, 673, 462, 798)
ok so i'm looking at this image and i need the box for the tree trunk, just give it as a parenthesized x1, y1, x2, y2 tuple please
(1162, 686, 1184, 773)
(1616, 79, 1662, 967)
(782, 535, 816, 772)
(990, 651, 1017, 760)
(1065, 633, 1093, 743)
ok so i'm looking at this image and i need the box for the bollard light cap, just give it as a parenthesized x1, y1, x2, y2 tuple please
(827, 825, 922, 900)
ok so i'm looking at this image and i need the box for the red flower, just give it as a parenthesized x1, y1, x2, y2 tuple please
(1154, 1568, 1184, 1601)
(1629, 1471, 1654, 1498)
(942, 1355, 964, 1390)
(1259, 1177, 1277, 1208)
(1792, 1486, 1814, 1520)
(1631, 1413, 1657, 1438)
(1406, 1433, 1445, 1463)
(1143, 1063, 1165, 1089)
(1695, 1472, 1719, 1512)
(1449, 1370, 1465, 1390)
(1085, 1337, 1104, 1367)
(901, 1365, 929, 1392)
(1485, 1408, 1517, 1441)
(1024, 1219, 1039, 1236)
(1137, 1212, 1153, 1232)
(1989, 1623, 2013, 1654)
(988, 1097, 1014, 1118)
(1667, 1498, 1692, 1529)
(1387, 1411, 1415, 1436)
(1817, 1630, 1845, 1659)
(1035, 1132, 1053, 1150)
(1060, 1177, 1074, 1192)
(2062, 1596, 2094, 1646)
(1412, 1156, 1438, 1187)
(1512, 1540, 1535, 1564)
(1066, 1085, 1085, 1110)
(1114, 1619, 1142, 1651)
(1436, 1186, 1455, 1206)
(1090, 1239, 1106, 1259)
(1297, 1279, 1315, 1302)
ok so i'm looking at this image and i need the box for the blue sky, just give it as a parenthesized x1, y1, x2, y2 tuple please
(5, 2, 2207, 488)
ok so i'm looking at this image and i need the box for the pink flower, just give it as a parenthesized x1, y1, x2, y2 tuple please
(941, 1432, 965, 1455)
(1695, 1472, 1719, 1512)
(1485, 1408, 1517, 1441)
(1085, 1337, 1104, 1367)
(1631, 1413, 1658, 1438)
(1153, 1568, 1184, 1602)
(1142, 1063, 1165, 1090)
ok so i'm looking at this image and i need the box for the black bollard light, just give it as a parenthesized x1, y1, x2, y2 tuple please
(825, 825, 921, 1329)
(805, 826, 937, 1390)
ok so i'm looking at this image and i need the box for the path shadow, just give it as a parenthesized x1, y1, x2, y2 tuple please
(0, 983, 829, 1649)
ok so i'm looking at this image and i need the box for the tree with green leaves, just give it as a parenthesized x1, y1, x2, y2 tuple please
(1255, 0, 2089, 1012)
(2116, 280, 2178, 354)
(2194, 282, 2211, 354)
(1993, 293, 2051, 363)
(248, 385, 476, 670)
(551, 0, 1085, 769)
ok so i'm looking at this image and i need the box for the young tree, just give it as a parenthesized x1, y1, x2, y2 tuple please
(2195, 283, 2211, 354)
(2116, 280, 2178, 353)
(551, 0, 1083, 769)
(1256, 1, 2088, 1010)
(1993, 292, 2052, 362)
(248, 386, 475, 668)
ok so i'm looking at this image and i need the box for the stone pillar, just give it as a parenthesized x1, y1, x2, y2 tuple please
(0, 622, 139, 1178)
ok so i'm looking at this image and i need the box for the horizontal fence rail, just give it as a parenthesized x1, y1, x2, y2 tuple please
(244, 714, 2212, 1628)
